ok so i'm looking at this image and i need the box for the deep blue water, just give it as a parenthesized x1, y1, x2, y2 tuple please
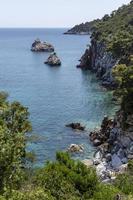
(0, 28, 117, 165)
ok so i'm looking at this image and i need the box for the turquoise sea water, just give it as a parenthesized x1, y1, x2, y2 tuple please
(0, 28, 117, 165)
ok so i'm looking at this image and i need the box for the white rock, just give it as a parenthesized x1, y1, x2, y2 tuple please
(118, 164, 128, 173)
(82, 159, 93, 167)
(96, 161, 107, 176)
(94, 150, 103, 160)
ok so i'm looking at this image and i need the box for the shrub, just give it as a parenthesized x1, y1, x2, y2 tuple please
(115, 174, 133, 195)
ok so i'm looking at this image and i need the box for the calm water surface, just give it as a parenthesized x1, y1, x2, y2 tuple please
(0, 28, 117, 165)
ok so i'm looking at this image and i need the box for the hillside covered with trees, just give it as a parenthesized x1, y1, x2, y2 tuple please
(0, 1, 133, 200)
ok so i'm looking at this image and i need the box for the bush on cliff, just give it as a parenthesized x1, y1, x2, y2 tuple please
(115, 161, 133, 196)
(92, 1, 133, 59)
(112, 64, 133, 128)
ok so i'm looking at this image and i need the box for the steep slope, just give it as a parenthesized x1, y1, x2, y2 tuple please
(77, 1, 133, 88)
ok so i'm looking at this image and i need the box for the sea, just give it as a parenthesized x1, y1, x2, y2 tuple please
(0, 28, 118, 166)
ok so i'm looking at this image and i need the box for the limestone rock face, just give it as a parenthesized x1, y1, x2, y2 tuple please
(45, 53, 61, 66)
(31, 39, 54, 52)
(77, 39, 119, 88)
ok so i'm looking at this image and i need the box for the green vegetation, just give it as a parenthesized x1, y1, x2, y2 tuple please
(0, 2, 133, 200)
(0, 92, 132, 200)
(89, 1, 133, 129)
(112, 64, 133, 128)
(115, 160, 133, 195)
(0, 92, 32, 194)
(91, 1, 133, 60)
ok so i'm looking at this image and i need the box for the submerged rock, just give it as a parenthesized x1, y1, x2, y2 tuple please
(66, 123, 85, 131)
(67, 144, 84, 153)
(45, 53, 61, 66)
(31, 39, 54, 52)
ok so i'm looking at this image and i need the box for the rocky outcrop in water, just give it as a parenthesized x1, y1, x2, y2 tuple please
(66, 123, 85, 131)
(45, 53, 61, 66)
(31, 39, 54, 52)
(77, 39, 119, 88)
(67, 144, 84, 153)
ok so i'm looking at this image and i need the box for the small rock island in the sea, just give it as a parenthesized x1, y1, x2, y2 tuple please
(66, 122, 85, 131)
(31, 38, 54, 52)
(67, 144, 84, 153)
(44, 52, 61, 66)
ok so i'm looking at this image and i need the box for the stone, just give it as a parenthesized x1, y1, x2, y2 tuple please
(111, 141, 121, 154)
(121, 157, 128, 164)
(117, 148, 126, 159)
(45, 53, 61, 66)
(67, 144, 84, 153)
(105, 153, 112, 162)
(94, 150, 103, 160)
(120, 136, 132, 148)
(118, 164, 128, 173)
(127, 154, 133, 159)
(111, 154, 122, 169)
(129, 134, 133, 141)
(82, 159, 93, 167)
(93, 139, 102, 146)
(93, 159, 101, 166)
(96, 161, 107, 177)
(129, 142, 133, 153)
(108, 127, 119, 144)
(66, 123, 85, 131)
(31, 39, 54, 52)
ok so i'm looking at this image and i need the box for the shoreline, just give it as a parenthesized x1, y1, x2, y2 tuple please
(82, 113, 133, 183)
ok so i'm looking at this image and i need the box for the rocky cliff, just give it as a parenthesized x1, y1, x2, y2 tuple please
(88, 111, 133, 183)
(77, 39, 119, 88)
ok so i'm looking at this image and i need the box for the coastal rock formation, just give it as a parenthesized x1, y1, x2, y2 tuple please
(67, 144, 84, 153)
(44, 53, 61, 66)
(66, 123, 85, 131)
(31, 39, 54, 52)
(88, 114, 133, 182)
(77, 39, 118, 88)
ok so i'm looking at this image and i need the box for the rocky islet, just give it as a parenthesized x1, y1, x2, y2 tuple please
(31, 38, 54, 52)
(31, 39, 61, 66)
(44, 52, 61, 66)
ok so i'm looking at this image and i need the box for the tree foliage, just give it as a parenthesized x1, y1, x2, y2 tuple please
(92, 1, 133, 59)
(0, 92, 32, 194)
(112, 64, 133, 127)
